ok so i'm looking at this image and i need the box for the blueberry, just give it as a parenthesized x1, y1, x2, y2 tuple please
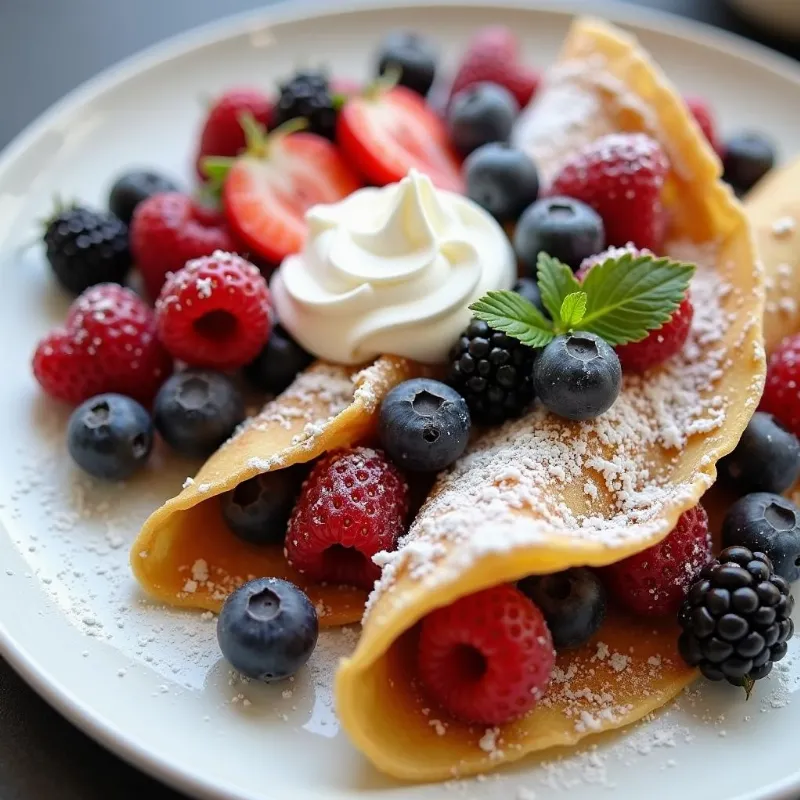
(512, 277, 548, 318)
(518, 568, 606, 649)
(722, 493, 800, 582)
(448, 82, 519, 157)
(67, 393, 153, 480)
(464, 142, 539, 223)
(533, 332, 621, 420)
(719, 412, 800, 495)
(379, 378, 470, 472)
(243, 325, 314, 395)
(221, 466, 305, 545)
(217, 578, 318, 682)
(154, 370, 245, 458)
(514, 197, 605, 273)
(108, 170, 180, 224)
(722, 132, 776, 195)
(376, 30, 438, 96)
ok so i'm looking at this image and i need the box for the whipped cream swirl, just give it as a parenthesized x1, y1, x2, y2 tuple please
(271, 169, 516, 365)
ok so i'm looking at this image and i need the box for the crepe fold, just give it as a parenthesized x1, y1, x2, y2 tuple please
(745, 157, 800, 357)
(130, 356, 420, 625)
(335, 18, 765, 781)
(743, 159, 800, 512)
(705, 157, 800, 530)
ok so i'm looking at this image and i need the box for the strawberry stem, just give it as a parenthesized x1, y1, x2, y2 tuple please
(200, 156, 235, 183)
(237, 112, 308, 160)
(238, 112, 269, 156)
(364, 65, 402, 101)
(268, 116, 308, 141)
(38, 194, 76, 232)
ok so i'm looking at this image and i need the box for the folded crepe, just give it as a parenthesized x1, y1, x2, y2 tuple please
(745, 159, 800, 513)
(746, 158, 800, 357)
(706, 156, 800, 530)
(336, 18, 765, 781)
(130, 357, 420, 625)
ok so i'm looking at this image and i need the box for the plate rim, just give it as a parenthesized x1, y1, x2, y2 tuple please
(2, 2, 800, 799)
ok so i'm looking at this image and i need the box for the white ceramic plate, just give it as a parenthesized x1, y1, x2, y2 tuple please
(2, 2, 800, 799)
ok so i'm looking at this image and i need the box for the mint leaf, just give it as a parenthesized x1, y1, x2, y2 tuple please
(536, 253, 583, 320)
(579, 253, 695, 345)
(469, 290, 555, 349)
(559, 292, 587, 328)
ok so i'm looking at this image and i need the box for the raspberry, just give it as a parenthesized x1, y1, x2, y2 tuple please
(685, 96, 721, 156)
(417, 585, 554, 725)
(576, 244, 651, 281)
(155, 251, 271, 371)
(616, 296, 693, 372)
(577, 245, 693, 372)
(760, 333, 800, 438)
(130, 193, 239, 300)
(550, 133, 669, 252)
(195, 88, 273, 180)
(603, 504, 711, 617)
(449, 26, 539, 109)
(32, 284, 172, 406)
(285, 447, 409, 590)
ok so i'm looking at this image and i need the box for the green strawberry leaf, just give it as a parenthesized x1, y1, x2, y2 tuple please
(558, 292, 588, 329)
(469, 290, 555, 349)
(578, 252, 695, 345)
(199, 156, 234, 183)
(537, 253, 583, 320)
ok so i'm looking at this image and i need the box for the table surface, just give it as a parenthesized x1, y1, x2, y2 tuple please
(1, 1, 798, 798)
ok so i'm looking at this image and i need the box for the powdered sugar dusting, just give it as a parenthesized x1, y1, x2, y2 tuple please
(224, 360, 392, 469)
(772, 216, 796, 238)
(154, 250, 262, 316)
(228, 364, 354, 450)
(764, 262, 798, 317)
(369, 245, 741, 614)
(513, 56, 617, 182)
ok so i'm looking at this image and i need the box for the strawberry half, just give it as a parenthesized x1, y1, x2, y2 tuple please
(337, 85, 463, 193)
(219, 121, 362, 265)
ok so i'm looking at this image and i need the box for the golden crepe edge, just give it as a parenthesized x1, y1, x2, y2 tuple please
(130, 356, 422, 625)
(335, 17, 765, 781)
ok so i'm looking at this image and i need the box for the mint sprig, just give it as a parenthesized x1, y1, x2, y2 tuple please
(470, 291, 554, 349)
(469, 252, 694, 349)
(537, 253, 582, 319)
(579, 252, 695, 346)
(559, 292, 587, 327)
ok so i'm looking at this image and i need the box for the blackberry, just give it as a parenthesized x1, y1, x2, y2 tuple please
(274, 70, 337, 141)
(678, 545, 794, 695)
(448, 319, 535, 426)
(44, 205, 131, 295)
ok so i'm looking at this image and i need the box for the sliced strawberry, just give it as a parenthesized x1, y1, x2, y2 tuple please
(337, 86, 463, 193)
(223, 131, 361, 265)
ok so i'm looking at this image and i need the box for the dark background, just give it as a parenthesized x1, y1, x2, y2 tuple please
(0, 1, 798, 798)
